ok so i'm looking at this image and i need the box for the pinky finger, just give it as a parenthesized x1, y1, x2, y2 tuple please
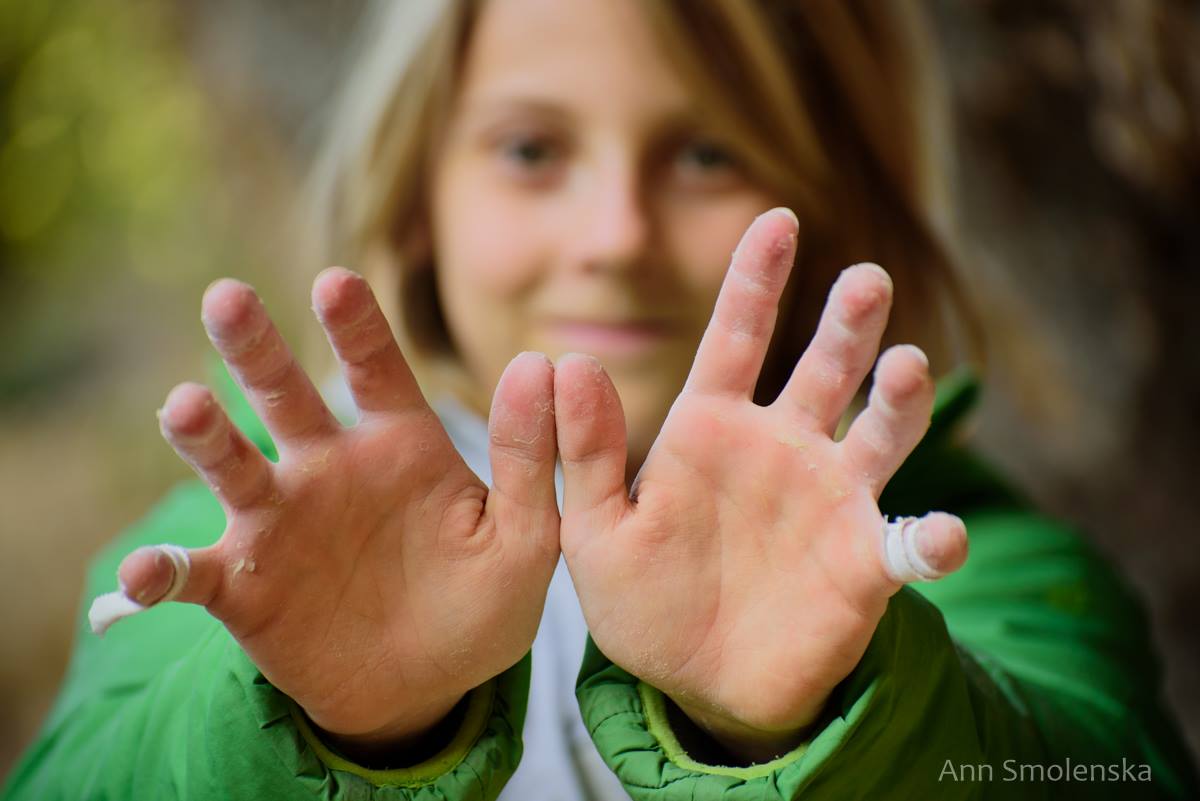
(90, 544, 225, 635)
(880, 512, 968, 585)
(159, 382, 274, 510)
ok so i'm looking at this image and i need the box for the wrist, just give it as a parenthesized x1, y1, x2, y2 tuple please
(305, 691, 467, 767)
(665, 692, 825, 765)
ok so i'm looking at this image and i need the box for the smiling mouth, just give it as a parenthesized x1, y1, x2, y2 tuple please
(542, 317, 676, 357)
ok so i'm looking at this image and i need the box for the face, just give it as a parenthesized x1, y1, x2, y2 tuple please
(430, 0, 780, 470)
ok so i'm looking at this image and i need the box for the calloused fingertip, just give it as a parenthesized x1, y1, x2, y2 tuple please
(873, 345, 934, 409)
(118, 546, 172, 606)
(513, 350, 554, 369)
(555, 351, 598, 366)
(917, 511, 969, 575)
(848, 261, 893, 289)
(201, 278, 263, 344)
(766, 206, 799, 227)
(896, 343, 929, 370)
(311, 266, 370, 322)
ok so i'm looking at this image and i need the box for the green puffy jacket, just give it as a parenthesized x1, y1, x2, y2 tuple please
(3, 371, 1197, 799)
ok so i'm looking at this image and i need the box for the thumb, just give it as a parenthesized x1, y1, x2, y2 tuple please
(553, 353, 629, 522)
(486, 352, 560, 533)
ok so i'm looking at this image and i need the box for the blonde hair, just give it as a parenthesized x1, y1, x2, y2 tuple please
(309, 0, 981, 402)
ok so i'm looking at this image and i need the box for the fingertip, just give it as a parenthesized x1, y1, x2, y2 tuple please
(203, 277, 252, 303)
(201, 278, 261, 337)
(554, 351, 601, 371)
(772, 206, 799, 228)
(500, 350, 555, 389)
(118, 546, 174, 606)
(159, 382, 219, 439)
(553, 352, 606, 384)
(895, 343, 929, 370)
(847, 262, 893, 290)
(552, 351, 626, 462)
(311, 267, 370, 324)
(916, 512, 969, 575)
(834, 263, 894, 323)
(874, 345, 933, 407)
(512, 350, 554, 372)
(491, 351, 557, 449)
(552, 353, 616, 416)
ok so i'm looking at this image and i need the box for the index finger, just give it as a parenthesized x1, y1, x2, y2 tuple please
(682, 208, 799, 398)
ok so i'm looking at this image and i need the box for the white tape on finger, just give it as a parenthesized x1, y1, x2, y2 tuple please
(881, 516, 944, 584)
(88, 545, 191, 637)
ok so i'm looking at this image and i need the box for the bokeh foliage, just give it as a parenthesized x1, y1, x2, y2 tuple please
(0, 0, 228, 405)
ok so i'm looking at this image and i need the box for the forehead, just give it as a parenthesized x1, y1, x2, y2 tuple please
(458, 0, 692, 117)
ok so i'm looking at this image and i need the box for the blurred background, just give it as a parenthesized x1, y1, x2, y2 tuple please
(0, 0, 1197, 778)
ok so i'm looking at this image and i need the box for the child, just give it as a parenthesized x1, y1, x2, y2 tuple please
(4, 0, 1196, 798)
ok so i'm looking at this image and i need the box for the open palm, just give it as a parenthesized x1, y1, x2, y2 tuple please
(555, 209, 968, 759)
(117, 269, 560, 751)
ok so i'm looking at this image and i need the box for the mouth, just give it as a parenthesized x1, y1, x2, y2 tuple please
(541, 317, 676, 358)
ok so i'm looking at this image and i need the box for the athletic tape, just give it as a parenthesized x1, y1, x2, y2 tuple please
(87, 545, 191, 636)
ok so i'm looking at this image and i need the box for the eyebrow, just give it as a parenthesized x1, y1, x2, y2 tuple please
(457, 96, 575, 125)
(456, 93, 710, 136)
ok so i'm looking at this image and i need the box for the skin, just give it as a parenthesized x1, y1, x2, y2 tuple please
(117, 0, 968, 766)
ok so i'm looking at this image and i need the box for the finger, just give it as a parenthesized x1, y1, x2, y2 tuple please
(841, 345, 934, 497)
(202, 278, 336, 448)
(683, 207, 798, 398)
(89, 544, 225, 635)
(879, 512, 968, 584)
(486, 352, 559, 523)
(311, 267, 426, 416)
(777, 263, 893, 435)
(158, 382, 274, 510)
(554, 353, 629, 522)
(117, 544, 224, 606)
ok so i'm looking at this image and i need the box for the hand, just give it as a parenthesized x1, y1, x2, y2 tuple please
(116, 269, 560, 757)
(554, 209, 968, 763)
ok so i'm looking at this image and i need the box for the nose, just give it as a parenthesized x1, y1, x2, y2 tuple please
(569, 163, 651, 274)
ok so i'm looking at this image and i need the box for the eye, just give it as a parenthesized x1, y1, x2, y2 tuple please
(677, 140, 737, 171)
(497, 133, 564, 175)
(671, 137, 746, 190)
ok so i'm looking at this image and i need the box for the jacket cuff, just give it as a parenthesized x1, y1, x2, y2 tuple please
(576, 588, 999, 799)
(289, 681, 498, 787)
(231, 639, 531, 797)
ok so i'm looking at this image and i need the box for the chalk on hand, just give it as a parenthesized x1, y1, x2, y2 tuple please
(881, 516, 945, 584)
(88, 545, 191, 636)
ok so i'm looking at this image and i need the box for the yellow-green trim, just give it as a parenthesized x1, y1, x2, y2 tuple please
(637, 682, 810, 780)
(289, 680, 496, 787)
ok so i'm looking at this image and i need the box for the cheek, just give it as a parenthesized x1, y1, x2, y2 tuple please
(665, 196, 776, 302)
(430, 157, 552, 396)
(434, 172, 542, 300)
